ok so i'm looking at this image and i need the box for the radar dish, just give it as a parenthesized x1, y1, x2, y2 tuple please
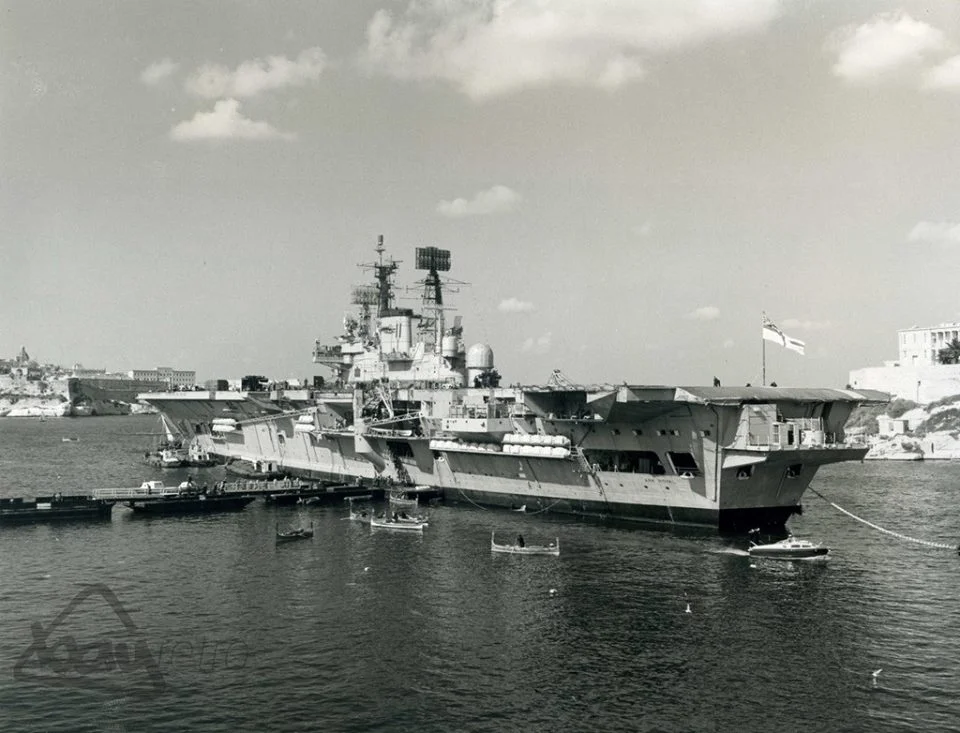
(351, 285, 379, 305)
(416, 247, 451, 272)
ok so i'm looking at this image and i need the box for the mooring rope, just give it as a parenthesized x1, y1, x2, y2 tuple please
(453, 486, 562, 515)
(456, 486, 491, 510)
(524, 499, 563, 516)
(808, 487, 957, 551)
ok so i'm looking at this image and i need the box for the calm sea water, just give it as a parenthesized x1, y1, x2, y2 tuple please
(1, 416, 959, 732)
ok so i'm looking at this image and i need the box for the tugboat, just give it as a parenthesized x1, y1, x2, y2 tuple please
(747, 532, 829, 560)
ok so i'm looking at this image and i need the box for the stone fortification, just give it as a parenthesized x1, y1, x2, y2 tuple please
(848, 364, 960, 404)
(0, 374, 158, 417)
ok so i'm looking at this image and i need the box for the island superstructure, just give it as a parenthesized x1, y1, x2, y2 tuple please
(139, 236, 887, 532)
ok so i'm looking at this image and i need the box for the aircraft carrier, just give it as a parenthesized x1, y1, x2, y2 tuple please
(140, 236, 887, 532)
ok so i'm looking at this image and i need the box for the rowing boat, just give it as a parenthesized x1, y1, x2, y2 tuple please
(490, 531, 559, 556)
(276, 522, 314, 543)
(388, 490, 419, 511)
(370, 515, 426, 532)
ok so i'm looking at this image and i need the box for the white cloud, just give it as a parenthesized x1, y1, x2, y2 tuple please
(632, 221, 653, 237)
(686, 306, 720, 321)
(723, 339, 735, 349)
(522, 332, 552, 354)
(782, 319, 833, 331)
(923, 55, 960, 91)
(169, 99, 295, 142)
(907, 220, 960, 245)
(498, 297, 535, 313)
(362, 0, 780, 99)
(141, 58, 179, 86)
(831, 12, 944, 84)
(185, 47, 326, 99)
(437, 185, 521, 217)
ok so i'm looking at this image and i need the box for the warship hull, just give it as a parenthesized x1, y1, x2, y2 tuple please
(141, 386, 878, 533)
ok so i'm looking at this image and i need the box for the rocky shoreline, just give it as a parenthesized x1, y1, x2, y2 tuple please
(860, 394, 960, 461)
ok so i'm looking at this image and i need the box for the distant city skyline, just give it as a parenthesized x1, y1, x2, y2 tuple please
(4, 1, 960, 387)
(0, 346, 183, 375)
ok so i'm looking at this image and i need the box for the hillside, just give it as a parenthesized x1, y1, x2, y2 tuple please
(856, 393, 960, 460)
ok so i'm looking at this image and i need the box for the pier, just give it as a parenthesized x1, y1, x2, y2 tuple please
(1, 480, 443, 526)
(90, 478, 368, 504)
(89, 478, 442, 506)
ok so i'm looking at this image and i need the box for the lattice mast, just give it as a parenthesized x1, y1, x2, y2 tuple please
(371, 235, 399, 318)
(350, 235, 400, 345)
(415, 246, 451, 351)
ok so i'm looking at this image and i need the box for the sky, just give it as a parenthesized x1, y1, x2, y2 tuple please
(3, 0, 960, 388)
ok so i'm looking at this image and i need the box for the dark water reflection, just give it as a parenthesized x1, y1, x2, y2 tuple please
(0, 417, 958, 731)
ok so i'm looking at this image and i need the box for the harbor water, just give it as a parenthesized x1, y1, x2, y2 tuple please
(1, 416, 958, 732)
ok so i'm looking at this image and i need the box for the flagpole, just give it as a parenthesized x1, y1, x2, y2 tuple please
(761, 312, 766, 386)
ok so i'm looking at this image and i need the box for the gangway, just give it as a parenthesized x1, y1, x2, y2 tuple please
(92, 481, 181, 501)
(91, 477, 337, 503)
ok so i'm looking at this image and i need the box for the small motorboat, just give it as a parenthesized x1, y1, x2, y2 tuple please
(747, 535, 828, 560)
(276, 522, 314, 543)
(490, 531, 560, 556)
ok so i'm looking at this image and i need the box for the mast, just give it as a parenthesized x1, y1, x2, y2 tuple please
(415, 246, 451, 350)
(371, 234, 398, 318)
(761, 312, 766, 386)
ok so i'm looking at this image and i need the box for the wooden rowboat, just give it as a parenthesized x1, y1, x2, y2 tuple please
(370, 515, 426, 532)
(276, 522, 314, 543)
(490, 531, 559, 556)
(388, 491, 419, 511)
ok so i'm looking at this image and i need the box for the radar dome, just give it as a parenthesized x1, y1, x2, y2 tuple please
(466, 343, 494, 369)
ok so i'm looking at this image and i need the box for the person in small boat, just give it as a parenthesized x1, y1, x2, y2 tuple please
(516, 534, 525, 548)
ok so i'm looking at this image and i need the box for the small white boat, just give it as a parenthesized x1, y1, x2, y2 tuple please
(747, 535, 828, 560)
(490, 531, 560, 556)
(395, 513, 428, 526)
(388, 491, 419, 511)
(370, 514, 426, 532)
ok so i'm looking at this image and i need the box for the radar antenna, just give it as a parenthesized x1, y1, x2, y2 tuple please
(415, 246, 457, 350)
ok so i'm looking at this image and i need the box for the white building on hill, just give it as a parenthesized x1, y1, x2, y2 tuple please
(128, 367, 196, 389)
(898, 323, 960, 366)
(849, 323, 960, 404)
